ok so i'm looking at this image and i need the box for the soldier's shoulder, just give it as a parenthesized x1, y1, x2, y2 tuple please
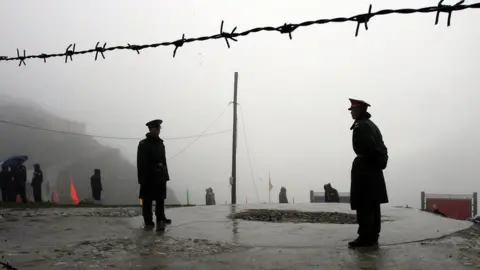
(353, 119, 374, 132)
(139, 138, 148, 145)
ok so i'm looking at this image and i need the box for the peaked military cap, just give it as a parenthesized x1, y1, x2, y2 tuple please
(348, 98, 371, 110)
(146, 119, 163, 128)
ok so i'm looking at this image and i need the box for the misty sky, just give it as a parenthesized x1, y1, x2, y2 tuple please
(1, 0, 479, 207)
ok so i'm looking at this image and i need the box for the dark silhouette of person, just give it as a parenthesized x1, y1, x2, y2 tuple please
(31, 163, 43, 202)
(279, 187, 288, 203)
(205, 187, 216, 205)
(348, 98, 389, 248)
(90, 169, 103, 201)
(12, 164, 28, 203)
(137, 119, 171, 231)
(0, 164, 12, 202)
(324, 183, 340, 203)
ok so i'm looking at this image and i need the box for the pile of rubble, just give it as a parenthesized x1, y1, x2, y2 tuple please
(231, 209, 358, 224)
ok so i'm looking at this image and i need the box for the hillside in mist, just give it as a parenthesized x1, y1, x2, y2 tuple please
(0, 95, 180, 205)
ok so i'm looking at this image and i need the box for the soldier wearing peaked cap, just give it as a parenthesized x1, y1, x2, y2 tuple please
(348, 98, 389, 248)
(137, 119, 171, 231)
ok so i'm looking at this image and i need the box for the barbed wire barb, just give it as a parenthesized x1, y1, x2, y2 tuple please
(16, 49, 26, 66)
(220, 20, 238, 48)
(172, 34, 186, 58)
(40, 53, 47, 63)
(436, 0, 465, 26)
(1, 2, 479, 65)
(278, 23, 296, 40)
(127, 43, 141, 54)
(355, 4, 373, 37)
(65, 43, 76, 63)
(94, 42, 107, 61)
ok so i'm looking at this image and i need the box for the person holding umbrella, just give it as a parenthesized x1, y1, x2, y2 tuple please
(2, 156, 28, 203)
(12, 163, 28, 203)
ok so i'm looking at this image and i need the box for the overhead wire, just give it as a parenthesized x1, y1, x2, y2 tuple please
(238, 105, 260, 202)
(0, 119, 231, 141)
(168, 104, 231, 160)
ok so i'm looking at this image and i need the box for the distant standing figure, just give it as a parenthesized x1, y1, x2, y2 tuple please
(12, 164, 28, 203)
(0, 164, 12, 202)
(90, 169, 103, 201)
(31, 164, 43, 202)
(137, 119, 171, 231)
(348, 98, 389, 248)
(279, 187, 288, 204)
(205, 187, 216, 205)
(324, 183, 340, 203)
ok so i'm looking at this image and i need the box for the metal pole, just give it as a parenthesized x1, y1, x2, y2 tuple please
(421, 191, 425, 210)
(473, 192, 477, 217)
(269, 172, 271, 203)
(231, 72, 239, 205)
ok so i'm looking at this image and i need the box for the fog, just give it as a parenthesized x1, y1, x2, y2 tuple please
(1, 0, 479, 207)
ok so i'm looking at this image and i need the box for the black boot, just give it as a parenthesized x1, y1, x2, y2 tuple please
(158, 217, 171, 224)
(163, 218, 172, 225)
(144, 219, 155, 229)
(156, 220, 166, 231)
(348, 237, 378, 248)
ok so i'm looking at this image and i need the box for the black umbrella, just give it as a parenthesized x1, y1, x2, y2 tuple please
(2, 155, 28, 167)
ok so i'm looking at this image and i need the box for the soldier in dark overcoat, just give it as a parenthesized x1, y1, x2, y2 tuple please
(324, 183, 340, 203)
(205, 187, 216, 205)
(90, 169, 103, 201)
(348, 98, 389, 248)
(12, 164, 28, 203)
(31, 163, 44, 202)
(137, 119, 171, 230)
(279, 187, 288, 204)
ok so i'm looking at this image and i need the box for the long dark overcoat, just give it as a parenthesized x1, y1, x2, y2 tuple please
(137, 133, 170, 200)
(350, 112, 389, 210)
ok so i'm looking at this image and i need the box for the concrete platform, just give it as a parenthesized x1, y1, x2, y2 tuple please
(135, 203, 472, 247)
(1, 204, 478, 269)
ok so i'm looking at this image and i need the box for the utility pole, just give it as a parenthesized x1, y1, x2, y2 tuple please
(231, 72, 239, 205)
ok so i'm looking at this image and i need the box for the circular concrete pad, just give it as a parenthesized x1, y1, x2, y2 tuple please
(133, 203, 472, 248)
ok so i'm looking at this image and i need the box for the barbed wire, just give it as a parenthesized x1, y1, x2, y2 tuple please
(0, 0, 478, 66)
(0, 119, 231, 141)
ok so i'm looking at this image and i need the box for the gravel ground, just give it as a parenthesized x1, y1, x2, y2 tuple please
(0, 207, 142, 220)
(231, 209, 360, 224)
(1, 234, 240, 269)
(449, 224, 480, 267)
